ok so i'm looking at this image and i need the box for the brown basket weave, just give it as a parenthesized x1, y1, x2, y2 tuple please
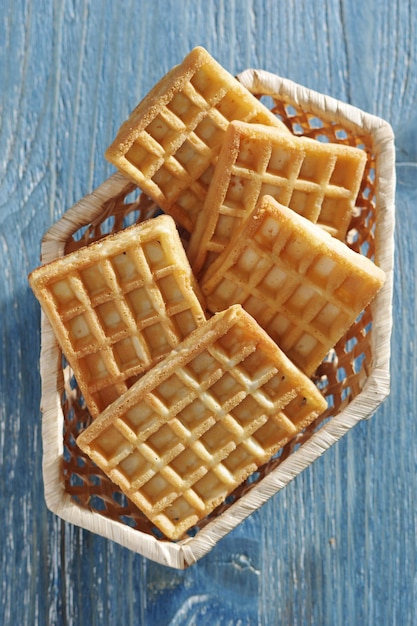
(39, 70, 395, 568)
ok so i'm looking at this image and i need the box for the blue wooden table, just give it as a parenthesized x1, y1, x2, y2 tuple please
(1, 1, 415, 624)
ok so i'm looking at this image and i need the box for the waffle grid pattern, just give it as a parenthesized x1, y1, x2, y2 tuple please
(124, 77, 280, 231)
(202, 198, 384, 376)
(77, 309, 326, 540)
(33, 217, 205, 416)
(106, 48, 286, 232)
(189, 122, 366, 274)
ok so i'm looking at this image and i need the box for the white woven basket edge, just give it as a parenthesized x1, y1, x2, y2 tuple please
(41, 172, 132, 265)
(38, 71, 396, 569)
(237, 69, 395, 136)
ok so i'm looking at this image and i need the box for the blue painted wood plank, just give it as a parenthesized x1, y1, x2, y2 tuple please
(1, 0, 416, 624)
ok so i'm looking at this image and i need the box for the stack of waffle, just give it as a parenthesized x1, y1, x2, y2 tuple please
(29, 47, 385, 541)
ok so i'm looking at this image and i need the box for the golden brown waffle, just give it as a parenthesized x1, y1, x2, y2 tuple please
(76, 304, 327, 541)
(188, 121, 367, 275)
(105, 47, 288, 232)
(29, 215, 206, 417)
(201, 196, 386, 376)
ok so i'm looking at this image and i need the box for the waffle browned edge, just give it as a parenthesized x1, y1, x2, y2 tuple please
(59, 95, 379, 542)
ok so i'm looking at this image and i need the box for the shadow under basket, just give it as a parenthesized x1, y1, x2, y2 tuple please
(39, 70, 395, 569)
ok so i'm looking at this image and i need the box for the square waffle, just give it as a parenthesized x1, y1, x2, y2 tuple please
(76, 304, 327, 541)
(105, 47, 288, 232)
(29, 215, 206, 417)
(201, 195, 386, 376)
(188, 121, 367, 275)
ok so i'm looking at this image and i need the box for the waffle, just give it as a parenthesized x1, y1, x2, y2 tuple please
(76, 304, 327, 541)
(105, 47, 288, 232)
(188, 121, 367, 275)
(29, 215, 206, 417)
(201, 196, 386, 376)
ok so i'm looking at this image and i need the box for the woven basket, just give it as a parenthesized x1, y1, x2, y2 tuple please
(39, 70, 395, 569)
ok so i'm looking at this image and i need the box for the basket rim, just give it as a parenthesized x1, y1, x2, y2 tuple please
(39, 70, 395, 569)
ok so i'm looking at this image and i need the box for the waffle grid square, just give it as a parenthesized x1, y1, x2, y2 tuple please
(77, 306, 327, 540)
(30, 216, 206, 416)
(201, 196, 385, 376)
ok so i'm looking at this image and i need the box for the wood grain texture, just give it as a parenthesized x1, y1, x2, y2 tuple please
(1, 0, 415, 624)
